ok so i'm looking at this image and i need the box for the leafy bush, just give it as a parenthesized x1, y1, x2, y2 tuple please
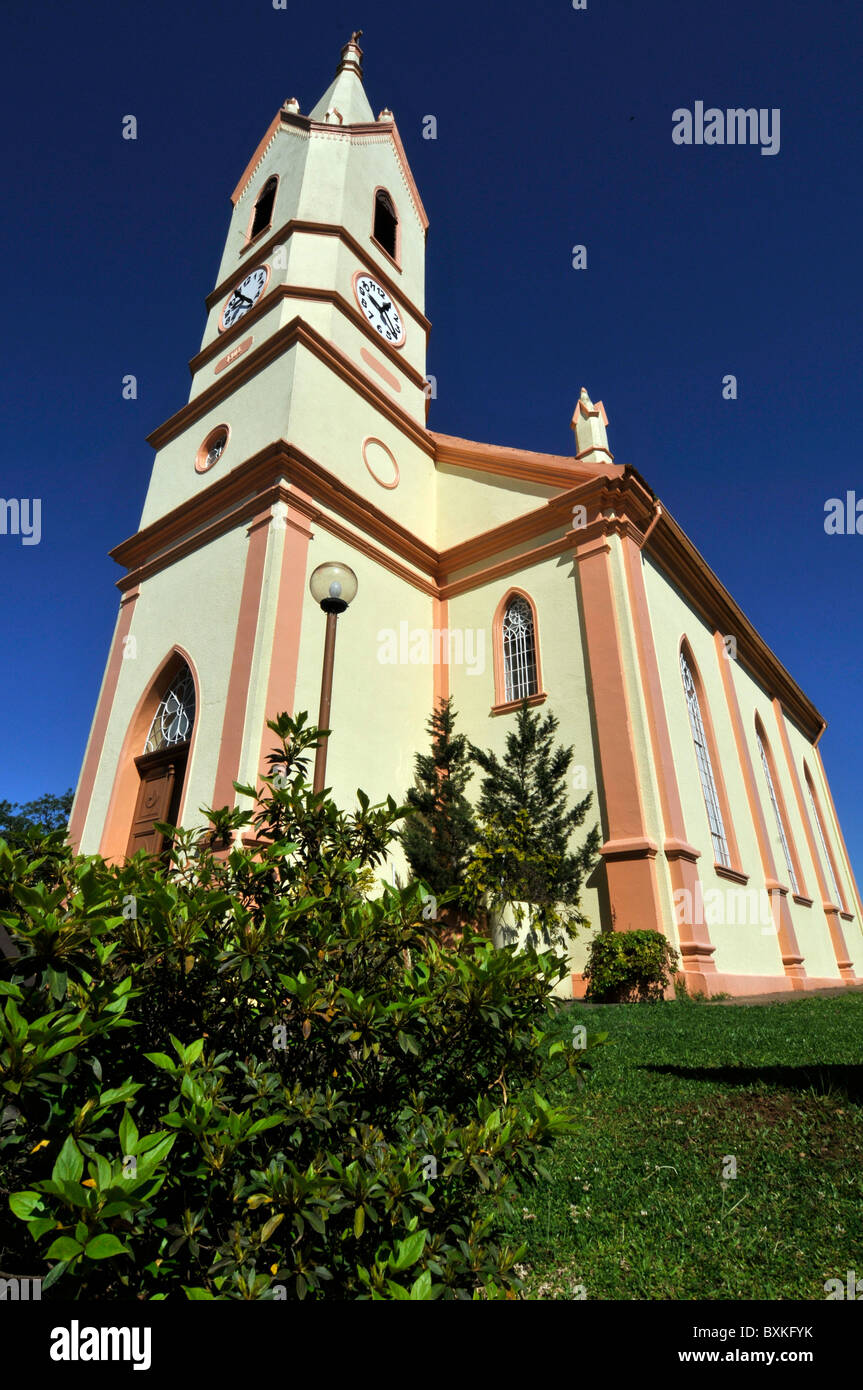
(0, 714, 599, 1300)
(582, 929, 680, 1003)
(0, 790, 74, 851)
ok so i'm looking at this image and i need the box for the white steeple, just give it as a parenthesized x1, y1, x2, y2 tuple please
(309, 32, 375, 125)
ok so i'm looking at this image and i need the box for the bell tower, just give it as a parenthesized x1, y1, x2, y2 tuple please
(139, 29, 431, 532)
(70, 36, 437, 859)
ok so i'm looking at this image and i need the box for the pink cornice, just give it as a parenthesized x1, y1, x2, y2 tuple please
(230, 112, 428, 232)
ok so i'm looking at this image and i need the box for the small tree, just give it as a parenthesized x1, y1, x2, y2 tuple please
(0, 790, 73, 850)
(466, 702, 600, 943)
(400, 698, 476, 908)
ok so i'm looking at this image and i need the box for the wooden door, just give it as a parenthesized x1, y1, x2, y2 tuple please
(126, 747, 188, 857)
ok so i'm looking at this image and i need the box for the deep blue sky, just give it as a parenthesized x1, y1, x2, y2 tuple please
(1, 0, 861, 877)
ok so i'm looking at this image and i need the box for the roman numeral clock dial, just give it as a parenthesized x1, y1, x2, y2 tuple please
(353, 272, 405, 347)
(219, 265, 270, 332)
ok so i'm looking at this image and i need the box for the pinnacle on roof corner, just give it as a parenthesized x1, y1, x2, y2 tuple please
(571, 388, 613, 463)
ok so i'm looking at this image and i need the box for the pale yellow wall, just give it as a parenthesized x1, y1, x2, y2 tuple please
(301, 131, 426, 311)
(787, 724, 863, 975)
(193, 268, 292, 395)
(213, 127, 309, 291)
(319, 195, 425, 397)
(287, 529, 435, 893)
(642, 552, 860, 982)
(643, 558, 787, 977)
(435, 465, 559, 551)
(742, 674, 840, 979)
(286, 348, 436, 547)
(140, 345, 299, 530)
(78, 526, 248, 852)
(219, 505, 434, 828)
(193, 231, 426, 417)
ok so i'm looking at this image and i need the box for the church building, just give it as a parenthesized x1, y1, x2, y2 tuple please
(69, 34, 863, 998)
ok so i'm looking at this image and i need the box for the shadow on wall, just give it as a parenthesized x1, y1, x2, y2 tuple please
(586, 855, 612, 932)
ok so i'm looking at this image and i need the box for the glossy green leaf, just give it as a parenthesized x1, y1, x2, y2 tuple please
(52, 1136, 83, 1185)
(84, 1234, 129, 1259)
(45, 1236, 84, 1260)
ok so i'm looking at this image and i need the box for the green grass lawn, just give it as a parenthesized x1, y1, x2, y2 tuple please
(505, 993, 863, 1300)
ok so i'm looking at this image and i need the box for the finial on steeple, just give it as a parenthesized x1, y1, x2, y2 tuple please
(571, 387, 613, 463)
(309, 31, 373, 125)
(338, 30, 364, 77)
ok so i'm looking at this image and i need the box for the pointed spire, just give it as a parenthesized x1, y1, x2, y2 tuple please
(309, 31, 375, 125)
(338, 30, 364, 77)
(571, 387, 613, 463)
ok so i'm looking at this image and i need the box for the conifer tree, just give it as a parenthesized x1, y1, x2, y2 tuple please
(467, 701, 600, 934)
(400, 697, 476, 899)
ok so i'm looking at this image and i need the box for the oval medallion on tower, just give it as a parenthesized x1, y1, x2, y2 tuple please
(362, 436, 400, 490)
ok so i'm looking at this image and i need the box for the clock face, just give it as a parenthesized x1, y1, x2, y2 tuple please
(206, 433, 226, 466)
(195, 424, 230, 474)
(353, 273, 405, 347)
(219, 265, 269, 332)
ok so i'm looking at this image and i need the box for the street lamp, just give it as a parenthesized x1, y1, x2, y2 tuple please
(308, 561, 358, 793)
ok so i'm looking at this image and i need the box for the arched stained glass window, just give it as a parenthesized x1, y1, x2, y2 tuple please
(680, 651, 731, 868)
(144, 665, 195, 754)
(756, 732, 799, 894)
(502, 595, 538, 703)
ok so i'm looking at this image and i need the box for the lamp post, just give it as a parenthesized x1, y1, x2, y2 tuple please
(309, 561, 358, 794)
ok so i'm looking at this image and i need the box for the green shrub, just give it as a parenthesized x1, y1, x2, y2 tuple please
(582, 929, 679, 1003)
(0, 713, 600, 1300)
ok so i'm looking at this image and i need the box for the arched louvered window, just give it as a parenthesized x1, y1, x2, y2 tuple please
(502, 595, 538, 703)
(250, 177, 277, 240)
(804, 764, 844, 907)
(373, 189, 398, 260)
(756, 730, 799, 894)
(680, 650, 731, 867)
(144, 663, 196, 754)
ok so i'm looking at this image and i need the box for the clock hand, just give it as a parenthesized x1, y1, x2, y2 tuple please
(370, 292, 392, 315)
